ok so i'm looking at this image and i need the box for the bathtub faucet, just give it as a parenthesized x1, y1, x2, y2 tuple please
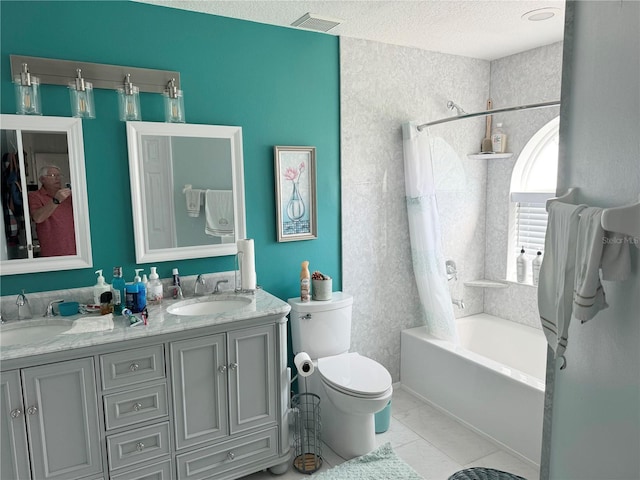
(452, 298, 465, 309)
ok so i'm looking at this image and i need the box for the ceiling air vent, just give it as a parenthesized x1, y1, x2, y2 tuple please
(291, 13, 342, 32)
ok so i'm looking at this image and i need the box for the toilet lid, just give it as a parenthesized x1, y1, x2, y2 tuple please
(318, 352, 392, 397)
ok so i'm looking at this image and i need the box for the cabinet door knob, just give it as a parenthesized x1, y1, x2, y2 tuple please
(133, 402, 143, 412)
(227, 452, 235, 461)
(27, 405, 38, 416)
(10, 408, 22, 418)
(129, 363, 140, 372)
(136, 442, 145, 452)
(229, 362, 238, 371)
(218, 365, 227, 374)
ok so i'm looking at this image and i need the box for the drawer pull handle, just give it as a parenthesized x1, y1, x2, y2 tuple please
(10, 408, 22, 418)
(27, 405, 38, 416)
(129, 363, 140, 372)
(136, 442, 145, 452)
(218, 365, 227, 374)
(133, 402, 143, 412)
(227, 452, 235, 461)
(229, 362, 238, 371)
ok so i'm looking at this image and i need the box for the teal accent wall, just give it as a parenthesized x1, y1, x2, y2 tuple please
(0, 1, 341, 301)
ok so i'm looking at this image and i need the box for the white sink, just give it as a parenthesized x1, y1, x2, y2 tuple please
(166, 295, 254, 317)
(0, 319, 73, 347)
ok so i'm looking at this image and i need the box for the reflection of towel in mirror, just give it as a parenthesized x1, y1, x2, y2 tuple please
(185, 188, 202, 217)
(205, 190, 234, 237)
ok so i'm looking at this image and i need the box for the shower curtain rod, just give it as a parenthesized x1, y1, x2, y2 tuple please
(416, 100, 561, 131)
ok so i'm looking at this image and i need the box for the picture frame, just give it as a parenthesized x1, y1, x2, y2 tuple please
(274, 146, 317, 242)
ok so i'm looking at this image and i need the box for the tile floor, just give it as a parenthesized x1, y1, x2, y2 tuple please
(243, 386, 540, 480)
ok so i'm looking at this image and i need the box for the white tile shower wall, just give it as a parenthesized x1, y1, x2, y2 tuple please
(340, 37, 489, 381)
(483, 42, 563, 328)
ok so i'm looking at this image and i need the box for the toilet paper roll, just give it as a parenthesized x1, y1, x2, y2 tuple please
(237, 238, 256, 290)
(294, 352, 314, 377)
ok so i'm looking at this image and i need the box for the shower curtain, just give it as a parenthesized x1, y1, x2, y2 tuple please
(402, 122, 458, 342)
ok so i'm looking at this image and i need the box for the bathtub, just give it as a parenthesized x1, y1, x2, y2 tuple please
(400, 313, 546, 464)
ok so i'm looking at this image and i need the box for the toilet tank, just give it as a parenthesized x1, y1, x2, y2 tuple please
(288, 292, 353, 360)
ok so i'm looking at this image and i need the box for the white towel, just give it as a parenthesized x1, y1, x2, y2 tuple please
(205, 190, 234, 237)
(185, 188, 202, 217)
(63, 314, 114, 334)
(573, 207, 608, 322)
(537, 202, 587, 366)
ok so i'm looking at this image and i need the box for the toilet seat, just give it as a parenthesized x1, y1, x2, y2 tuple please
(318, 352, 392, 398)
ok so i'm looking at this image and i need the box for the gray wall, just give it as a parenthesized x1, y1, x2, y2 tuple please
(547, 1, 640, 479)
(340, 38, 563, 381)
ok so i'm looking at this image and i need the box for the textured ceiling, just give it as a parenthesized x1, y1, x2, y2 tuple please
(135, 0, 565, 60)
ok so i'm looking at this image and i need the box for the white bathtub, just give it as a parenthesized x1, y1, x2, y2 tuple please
(400, 313, 547, 464)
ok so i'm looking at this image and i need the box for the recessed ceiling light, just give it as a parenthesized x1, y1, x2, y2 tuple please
(291, 13, 342, 32)
(522, 7, 560, 22)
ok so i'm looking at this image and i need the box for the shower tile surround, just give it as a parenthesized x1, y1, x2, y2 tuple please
(340, 38, 563, 380)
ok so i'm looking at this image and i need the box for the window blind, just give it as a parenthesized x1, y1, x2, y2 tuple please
(515, 202, 548, 255)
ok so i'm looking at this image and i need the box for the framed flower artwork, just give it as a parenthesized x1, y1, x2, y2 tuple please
(274, 146, 317, 242)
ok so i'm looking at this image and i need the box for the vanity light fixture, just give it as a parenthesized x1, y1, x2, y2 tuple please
(13, 63, 42, 115)
(69, 69, 96, 119)
(163, 78, 185, 123)
(117, 74, 142, 121)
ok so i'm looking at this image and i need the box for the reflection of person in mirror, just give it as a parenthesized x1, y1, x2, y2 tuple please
(28, 165, 76, 257)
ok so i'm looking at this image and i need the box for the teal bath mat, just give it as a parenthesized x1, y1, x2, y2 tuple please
(310, 442, 422, 479)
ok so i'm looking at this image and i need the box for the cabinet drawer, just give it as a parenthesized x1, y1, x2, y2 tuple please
(107, 422, 171, 471)
(101, 345, 165, 390)
(104, 382, 169, 430)
(176, 426, 278, 480)
(110, 458, 172, 480)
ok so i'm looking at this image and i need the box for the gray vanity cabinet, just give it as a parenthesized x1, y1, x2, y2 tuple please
(1, 370, 31, 480)
(172, 324, 279, 479)
(0, 358, 103, 480)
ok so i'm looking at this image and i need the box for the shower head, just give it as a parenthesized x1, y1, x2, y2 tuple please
(447, 100, 466, 116)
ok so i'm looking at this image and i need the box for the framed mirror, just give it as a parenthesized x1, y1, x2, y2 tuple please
(126, 121, 246, 263)
(1, 115, 92, 276)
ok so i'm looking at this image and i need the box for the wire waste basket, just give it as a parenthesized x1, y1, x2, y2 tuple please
(291, 392, 323, 474)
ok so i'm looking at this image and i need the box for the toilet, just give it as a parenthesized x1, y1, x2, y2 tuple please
(288, 292, 392, 459)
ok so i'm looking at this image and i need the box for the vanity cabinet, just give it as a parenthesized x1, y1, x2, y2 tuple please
(0, 358, 103, 480)
(171, 324, 279, 479)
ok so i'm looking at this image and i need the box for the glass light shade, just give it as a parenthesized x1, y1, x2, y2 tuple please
(117, 86, 141, 121)
(69, 81, 95, 119)
(13, 75, 42, 115)
(163, 89, 185, 123)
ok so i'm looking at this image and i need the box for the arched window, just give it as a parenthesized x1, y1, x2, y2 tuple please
(507, 116, 559, 283)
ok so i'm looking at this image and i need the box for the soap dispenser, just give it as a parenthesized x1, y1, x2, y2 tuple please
(93, 269, 111, 305)
(134, 268, 147, 312)
(147, 266, 163, 305)
(516, 247, 528, 283)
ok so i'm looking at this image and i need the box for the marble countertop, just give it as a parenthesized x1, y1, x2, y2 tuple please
(0, 289, 291, 362)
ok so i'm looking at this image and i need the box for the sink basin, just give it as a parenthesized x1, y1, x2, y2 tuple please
(0, 319, 73, 347)
(167, 295, 254, 317)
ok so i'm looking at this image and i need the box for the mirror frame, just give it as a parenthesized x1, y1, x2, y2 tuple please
(0, 115, 93, 276)
(126, 121, 246, 263)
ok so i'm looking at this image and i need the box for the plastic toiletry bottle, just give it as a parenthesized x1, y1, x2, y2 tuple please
(172, 268, 182, 299)
(134, 268, 147, 312)
(111, 267, 127, 314)
(516, 247, 528, 283)
(532, 251, 543, 286)
(93, 269, 111, 305)
(147, 266, 163, 305)
(125, 281, 139, 313)
(300, 261, 311, 302)
(491, 123, 507, 153)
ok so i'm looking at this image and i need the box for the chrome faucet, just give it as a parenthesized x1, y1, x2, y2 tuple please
(16, 290, 33, 320)
(194, 274, 207, 296)
(452, 298, 465, 309)
(213, 279, 229, 293)
(44, 299, 64, 317)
